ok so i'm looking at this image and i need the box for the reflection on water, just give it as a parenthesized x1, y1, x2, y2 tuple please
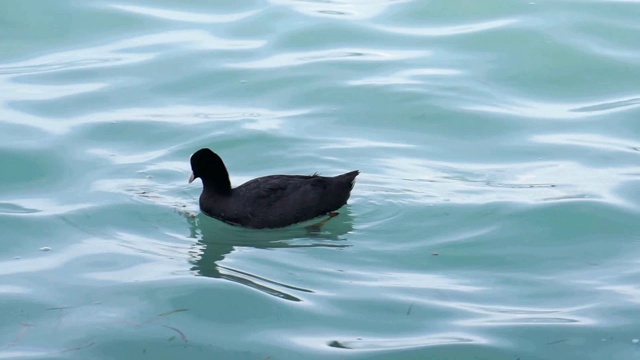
(185, 211, 353, 302)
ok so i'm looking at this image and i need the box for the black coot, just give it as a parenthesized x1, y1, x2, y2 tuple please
(189, 148, 359, 229)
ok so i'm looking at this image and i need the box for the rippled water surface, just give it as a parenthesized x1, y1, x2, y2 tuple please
(2, 1, 640, 359)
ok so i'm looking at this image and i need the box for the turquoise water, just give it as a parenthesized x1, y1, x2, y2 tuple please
(2, 0, 640, 358)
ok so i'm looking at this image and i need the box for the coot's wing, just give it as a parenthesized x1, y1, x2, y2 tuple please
(255, 178, 288, 199)
(238, 175, 325, 207)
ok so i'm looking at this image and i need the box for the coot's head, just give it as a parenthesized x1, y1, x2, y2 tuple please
(189, 148, 231, 194)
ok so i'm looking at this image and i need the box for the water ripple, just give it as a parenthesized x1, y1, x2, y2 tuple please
(376, 157, 639, 207)
(467, 94, 640, 119)
(0, 285, 30, 295)
(0, 30, 264, 76)
(349, 68, 461, 86)
(0, 202, 39, 214)
(229, 49, 426, 68)
(109, 4, 259, 23)
(378, 18, 519, 37)
(0, 198, 93, 217)
(270, 0, 408, 20)
(2, 105, 303, 134)
(445, 302, 596, 326)
(325, 333, 485, 350)
(320, 137, 415, 149)
(533, 133, 640, 154)
(2, 81, 106, 101)
(0, 350, 50, 359)
(352, 271, 484, 292)
(0, 239, 143, 276)
(570, 97, 640, 113)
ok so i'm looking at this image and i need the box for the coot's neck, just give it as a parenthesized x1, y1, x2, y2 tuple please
(195, 151, 233, 196)
(201, 171, 232, 196)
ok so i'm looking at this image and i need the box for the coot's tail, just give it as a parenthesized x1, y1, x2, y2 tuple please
(321, 170, 359, 213)
(336, 170, 360, 190)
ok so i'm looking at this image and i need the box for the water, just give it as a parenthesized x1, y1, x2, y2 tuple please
(2, 0, 640, 359)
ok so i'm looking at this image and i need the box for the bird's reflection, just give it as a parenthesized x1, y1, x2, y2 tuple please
(185, 211, 354, 302)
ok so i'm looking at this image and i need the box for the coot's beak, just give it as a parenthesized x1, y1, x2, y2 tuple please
(188, 172, 195, 183)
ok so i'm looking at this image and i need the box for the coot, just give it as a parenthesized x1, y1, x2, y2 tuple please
(189, 148, 359, 229)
